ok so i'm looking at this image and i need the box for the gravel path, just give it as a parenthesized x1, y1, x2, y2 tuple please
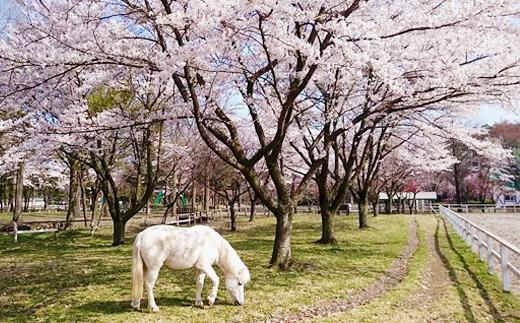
(265, 217, 419, 323)
(462, 213, 520, 295)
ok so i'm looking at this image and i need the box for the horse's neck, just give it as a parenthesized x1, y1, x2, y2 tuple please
(217, 240, 243, 276)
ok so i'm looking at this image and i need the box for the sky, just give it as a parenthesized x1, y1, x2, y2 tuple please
(474, 106, 520, 126)
(0, 1, 519, 126)
(0, 0, 20, 32)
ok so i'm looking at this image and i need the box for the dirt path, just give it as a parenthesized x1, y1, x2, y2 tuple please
(266, 217, 419, 323)
(401, 217, 450, 310)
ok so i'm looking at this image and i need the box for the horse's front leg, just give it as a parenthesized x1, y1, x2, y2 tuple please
(202, 266, 219, 306)
(145, 267, 161, 312)
(195, 271, 206, 308)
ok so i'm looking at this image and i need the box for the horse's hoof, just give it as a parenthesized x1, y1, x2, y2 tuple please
(195, 300, 204, 308)
(131, 301, 140, 311)
(207, 296, 216, 306)
(150, 306, 160, 312)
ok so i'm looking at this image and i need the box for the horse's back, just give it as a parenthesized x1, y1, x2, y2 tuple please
(137, 225, 222, 270)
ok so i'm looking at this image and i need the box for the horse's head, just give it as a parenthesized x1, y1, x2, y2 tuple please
(225, 266, 250, 305)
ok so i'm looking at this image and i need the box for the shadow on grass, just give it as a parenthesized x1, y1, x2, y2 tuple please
(434, 218, 476, 323)
(78, 296, 219, 315)
(77, 300, 132, 314)
(440, 218, 502, 322)
(434, 217, 502, 323)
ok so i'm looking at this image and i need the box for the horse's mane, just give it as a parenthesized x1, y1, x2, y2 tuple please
(218, 238, 246, 277)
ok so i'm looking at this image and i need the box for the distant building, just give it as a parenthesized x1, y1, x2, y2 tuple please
(495, 190, 520, 207)
(379, 192, 438, 213)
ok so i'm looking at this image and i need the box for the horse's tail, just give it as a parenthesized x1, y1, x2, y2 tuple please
(131, 232, 145, 308)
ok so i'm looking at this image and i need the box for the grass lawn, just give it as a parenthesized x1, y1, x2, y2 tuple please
(0, 211, 68, 223)
(0, 214, 409, 322)
(319, 215, 520, 322)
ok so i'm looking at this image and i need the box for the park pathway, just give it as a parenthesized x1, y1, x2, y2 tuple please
(400, 217, 450, 310)
(266, 217, 420, 323)
(266, 215, 520, 323)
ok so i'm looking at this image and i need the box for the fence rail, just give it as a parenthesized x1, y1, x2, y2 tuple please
(8, 221, 59, 243)
(439, 205, 520, 292)
(437, 203, 520, 213)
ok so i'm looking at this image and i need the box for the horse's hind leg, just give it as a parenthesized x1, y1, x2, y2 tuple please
(195, 271, 206, 308)
(144, 267, 160, 312)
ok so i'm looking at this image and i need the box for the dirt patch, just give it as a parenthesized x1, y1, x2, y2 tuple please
(266, 217, 419, 323)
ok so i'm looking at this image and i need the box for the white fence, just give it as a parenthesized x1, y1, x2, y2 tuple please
(438, 203, 520, 213)
(8, 221, 59, 243)
(439, 205, 520, 292)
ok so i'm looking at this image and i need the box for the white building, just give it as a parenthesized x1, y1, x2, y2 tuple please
(379, 192, 438, 212)
(494, 191, 520, 207)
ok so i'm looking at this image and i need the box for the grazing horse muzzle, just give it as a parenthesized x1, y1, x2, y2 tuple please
(234, 300, 243, 306)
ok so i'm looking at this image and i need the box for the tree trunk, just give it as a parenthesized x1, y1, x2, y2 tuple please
(317, 208, 337, 243)
(409, 195, 417, 214)
(191, 184, 197, 212)
(112, 218, 126, 246)
(248, 189, 257, 222)
(237, 182, 242, 212)
(249, 202, 255, 222)
(229, 200, 237, 231)
(74, 183, 81, 219)
(454, 163, 463, 204)
(23, 188, 30, 212)
(13, 161, 24, 223)
(171, 171, 178, 218)
(79, 169, 88, 226)
(386, 195, 393, 214)
(43, 188, 49, 211)
(204, 177, 210, 213)
(372, 199, 379, 217)
(358, 193, 369, 229)
(270, 206, 293, 269)
(65, 158, 80, 229)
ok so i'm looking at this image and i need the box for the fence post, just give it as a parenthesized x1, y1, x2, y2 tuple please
(472, 227, 478, 253)
(500, 244, 510, 292)
(487, 237, 494, 274)
(466, 222, 471, 246)
(478, 232, 485, 261)
(13, 221, 18, 244)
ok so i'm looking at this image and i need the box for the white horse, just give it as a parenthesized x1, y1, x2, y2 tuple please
(131, 224, 250, 312)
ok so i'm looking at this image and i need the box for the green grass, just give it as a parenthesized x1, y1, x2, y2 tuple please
(0, 211, 68, 223)
(0, 214, 409, 322)
(319, 215, 520, 323)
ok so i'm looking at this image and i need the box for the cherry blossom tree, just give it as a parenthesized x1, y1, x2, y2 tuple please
(2, 0, 520, 267)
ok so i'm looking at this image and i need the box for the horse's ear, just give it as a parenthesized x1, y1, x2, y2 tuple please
(238, 267, 251, 283)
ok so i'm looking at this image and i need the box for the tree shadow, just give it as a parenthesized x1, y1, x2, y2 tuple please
(434, 218, 476, 322)
(77, 300, 131, 314)
(435, 217, 503, 322)
(78, 297, 192, 314)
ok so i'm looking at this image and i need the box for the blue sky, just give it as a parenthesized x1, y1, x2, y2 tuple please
(0, 0, 20, 31)
(474, 105, 520, 126)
